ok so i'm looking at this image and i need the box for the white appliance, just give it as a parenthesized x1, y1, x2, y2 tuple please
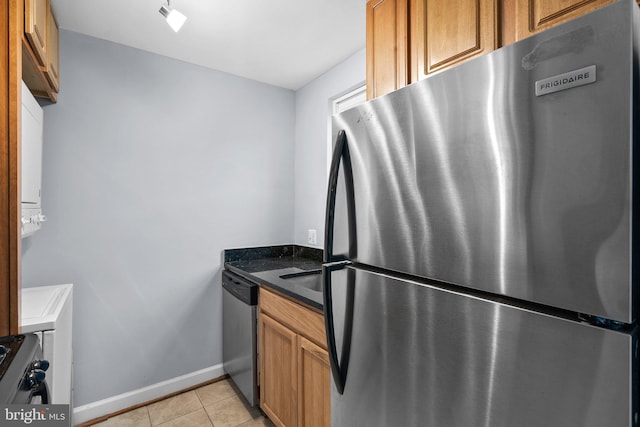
(20, 283, 73, 406)
(21, 81, 46, 237)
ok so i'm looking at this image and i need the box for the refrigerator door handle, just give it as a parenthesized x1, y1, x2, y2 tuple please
(323, 261, 353, 395)
(324, 129, 357, 262)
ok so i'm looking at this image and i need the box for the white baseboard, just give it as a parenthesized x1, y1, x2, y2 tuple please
(72, 364, 225, 425)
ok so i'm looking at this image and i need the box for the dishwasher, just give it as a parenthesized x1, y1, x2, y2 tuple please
(222, 270, 258, 406)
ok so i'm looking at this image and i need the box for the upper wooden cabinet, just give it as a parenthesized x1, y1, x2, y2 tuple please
(24, 0, 48, 66)
(367, 0, 634, 99)
(23, 0, 59, 101)
(45, 4, 59, 92)
(366, 0, 408, 100)
(411, 0, 498, 82)
(512, 0, 624, 42)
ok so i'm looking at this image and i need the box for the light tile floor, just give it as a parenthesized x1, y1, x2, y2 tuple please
(92, 379, 274, 427)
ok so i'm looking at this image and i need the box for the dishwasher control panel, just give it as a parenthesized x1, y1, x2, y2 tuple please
(222, 271, 258, 305)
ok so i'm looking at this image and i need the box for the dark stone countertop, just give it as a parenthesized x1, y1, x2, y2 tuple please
(223, 245, 324, 310)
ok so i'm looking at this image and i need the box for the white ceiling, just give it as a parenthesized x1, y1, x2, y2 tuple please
(50, 0, 367, 91)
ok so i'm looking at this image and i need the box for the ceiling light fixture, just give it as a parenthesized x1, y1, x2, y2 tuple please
(159, 0, 187, 32)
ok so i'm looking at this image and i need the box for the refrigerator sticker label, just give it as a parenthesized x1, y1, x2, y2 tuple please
(535, 65, 596, 96)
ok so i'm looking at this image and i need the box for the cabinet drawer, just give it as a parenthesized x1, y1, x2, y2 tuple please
(260, 287, 326, 350)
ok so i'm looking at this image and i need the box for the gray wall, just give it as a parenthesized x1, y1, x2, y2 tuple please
(21, 30, 296, 406)
(293, 49, 365, 247)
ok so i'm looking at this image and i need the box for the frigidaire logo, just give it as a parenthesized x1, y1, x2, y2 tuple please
(535, 65, 597, 96)
(538, 71, 590, 90)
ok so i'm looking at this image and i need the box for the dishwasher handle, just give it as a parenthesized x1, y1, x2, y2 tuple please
(222, 270, 258, 306)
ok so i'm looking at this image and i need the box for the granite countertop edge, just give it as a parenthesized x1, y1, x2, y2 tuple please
(223, 244, 324, 310)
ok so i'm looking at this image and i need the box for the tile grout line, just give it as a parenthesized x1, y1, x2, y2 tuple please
(149, 391, 205, 427)
(99, 380, 271, 427)
(194, 386, 217, 427)
(143, 406, 151, 426)
(153, 407, 209, 427)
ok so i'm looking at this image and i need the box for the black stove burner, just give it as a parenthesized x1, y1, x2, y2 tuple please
(0, 335, 24, 382)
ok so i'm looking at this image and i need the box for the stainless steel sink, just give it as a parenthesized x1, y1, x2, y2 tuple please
(279, 269, 322, 292)
(252, 267, 324, 303)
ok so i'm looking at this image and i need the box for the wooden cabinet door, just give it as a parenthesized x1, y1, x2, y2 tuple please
(512, 0, 618, 42)
(366, 0, 409, 100)
(45, 4, 59, 92)
(297, 337, 330, 427)
(24, 0, 48, 67)
(260, 314, 298, 427)
(411, 0, 498, 81)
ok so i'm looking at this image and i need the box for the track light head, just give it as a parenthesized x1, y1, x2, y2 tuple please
(159, 1, 187, 32)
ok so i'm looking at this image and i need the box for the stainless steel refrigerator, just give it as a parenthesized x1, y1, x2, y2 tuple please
(322, 1, 639, 425)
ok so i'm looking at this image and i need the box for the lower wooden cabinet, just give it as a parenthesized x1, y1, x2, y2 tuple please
(298, 337, 330, 427)
(259, 288, 330, 427)
(260, 314, 298, 427)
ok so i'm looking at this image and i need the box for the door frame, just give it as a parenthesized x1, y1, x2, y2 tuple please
(0, 0, 23, 335)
